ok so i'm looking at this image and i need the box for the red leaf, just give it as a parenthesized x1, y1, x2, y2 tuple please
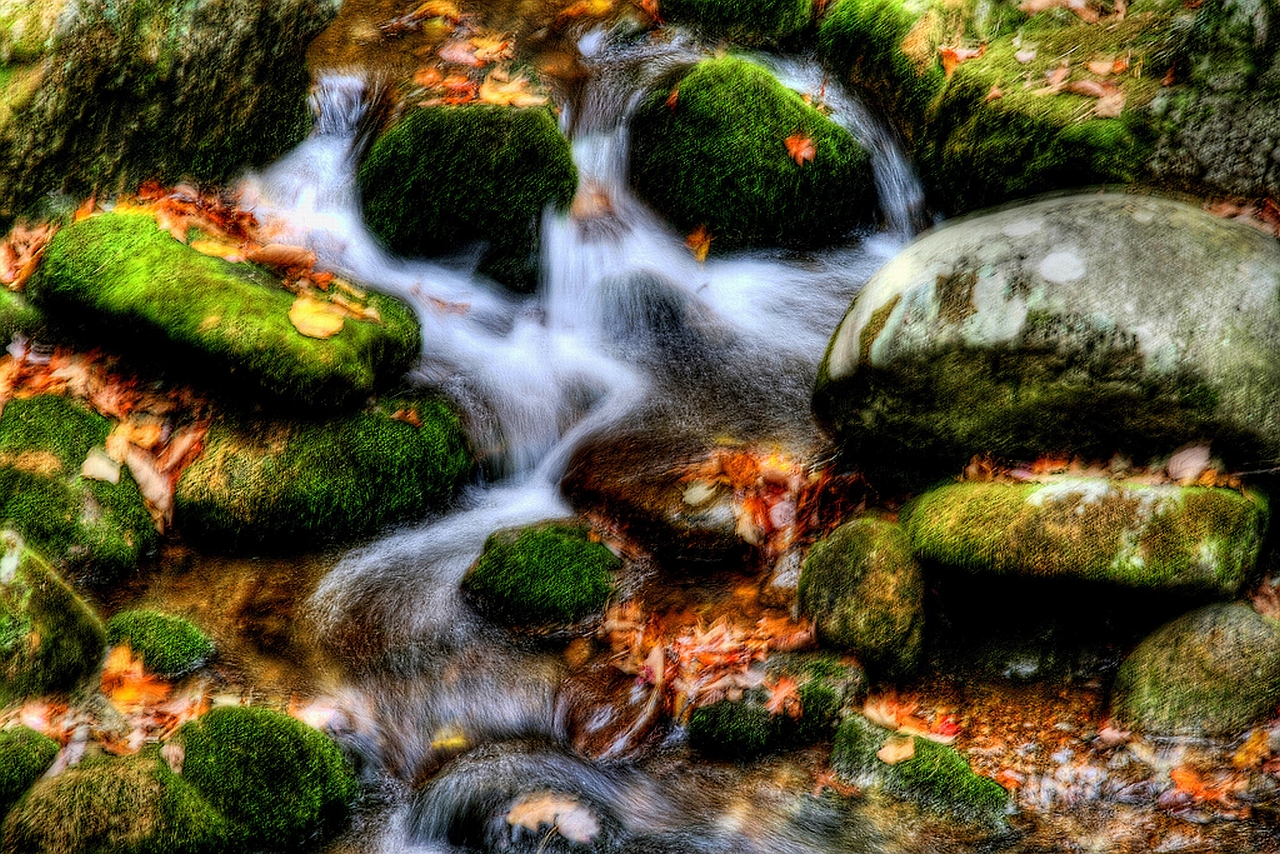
(784, 134, 816, 166)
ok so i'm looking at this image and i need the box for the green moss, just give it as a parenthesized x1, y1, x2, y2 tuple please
(0, 285, 41, 340)
(630, 56, 875, 250)
(29, 214, 422, 409)
(1, 750, 235, 854)
(660, 0, 814, 42)
(903, 480, 1266, 595)
(174, 397, 471, 552)
(832, 714, 1010, 824)
(179, 705, 358, 850)
(687, 700, 774, 760)
(462, 521, 619, 628)
(0, 725, 58, 818)
(358, 105, 576, 293)
(0, 394, 156, 579)
(106, 609, 214, 679)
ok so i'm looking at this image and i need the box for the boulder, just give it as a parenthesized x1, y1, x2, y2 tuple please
(30, 214, 422, 409)
(0, 531, 106, 704)
(105, 609, 214, 679)
(904, 479, 1267, 596)
(1110, 602, 1280, 737)
(659, 0, 814, 43)
(0, 0, 336, 221)
(358, 105, 576, 293)
(630, 56, 875, 250)
(174, 397, 471, 552)
(0, 725, 59, 818)
(814, 193, 1280, 484)
(0, 394, 156, 580)
(461, 520, 619, 630)
(0, 0, 65, 63)
(798, 518, 924, 678)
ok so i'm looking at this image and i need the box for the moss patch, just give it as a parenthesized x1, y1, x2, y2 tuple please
(660, 0, 814, 42)
(461, 520, 619, 628)
(29, 214, 421, 410)
(174, 397, 471, 553)
(630, 56, 875, 250)
(0, 725, 58, 818)
(106, 609, 214, 679)
(358, 105, 576, 293)
(903, 480, 1266, 595)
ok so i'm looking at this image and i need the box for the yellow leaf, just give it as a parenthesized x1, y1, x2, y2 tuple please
(1232, 728, 1272, 770)
(101, 643, 172, 714)
(686, 225, 712, 263)
(877, 735, 916, 765)
(506, 792, 600, 845)
(289, 296, 345, 339)
(190, 238, 245, 261)
(478, 73, 548, 107)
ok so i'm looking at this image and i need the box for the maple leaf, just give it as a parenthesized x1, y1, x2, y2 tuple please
(764, 676, 803, 718)
(101, 643, 172, 713)
(686, 225, 712, 262)
(442, 75, 480, 104)
(1034, 64, 1071, 95)
(289, 295, 346, 339)
(938, 44, 985, 78)
(785, 134, 816, 166)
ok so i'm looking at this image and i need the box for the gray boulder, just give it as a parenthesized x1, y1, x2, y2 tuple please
(814, 193, 1280, 484)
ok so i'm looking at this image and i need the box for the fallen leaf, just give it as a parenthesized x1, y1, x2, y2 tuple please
(938, 44, 986, 78)
(414, 67, 445, 89)
(1087, 59, 1114, 76)
(471, 36, 514, 63)
(442, 74, 480, 104)
(686, 225, 712, 263)
(1233, 728, 1272, 770)
(764, 676, 803, 718)
(81, 447, 121, 483)
(439, 40, 484, 66)
(289, 295, 346, 339)
(479, 73, 547, 107)
(1113, 55, 1130, 74)
(101, 643, 172, 714)
(665, 86, 679, 111)
(189, 238, 245, 261)
(995, 768, 1026, 790)
(506, 792, 600, 844)
(1066, 79, 1110, 97)
(246, 243, 316, 270)
(785, 133, 817, 166)
(812, 767, 859, 798)
(161, 741, 185, 773)
(1015, 49, 1037, 64)
(1095, 90, 1126, 117)
(877, 735, 916, 764)
(985, 85, 1004, 101)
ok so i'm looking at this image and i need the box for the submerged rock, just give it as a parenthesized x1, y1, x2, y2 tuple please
(462, 520, 619, 631)
(798, 518, 924, 678)
(358, 105, 576, 293)
(1110, 602, 1280, 737)
(903, 479, 1267, 596)
(31, 214, 422, 409)
(174, 398, 471, 553)
(0, 532, 106, 705)
(814, 193, 1280, 485)
(0, 725, 59, 818)
(105, 609, 214, 679)
(0, 394, 156, 580)
(630, 56, 875, 250)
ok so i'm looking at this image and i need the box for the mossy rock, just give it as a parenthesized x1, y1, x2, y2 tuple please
(0, 531, 107, 704)
(798, 518, 924, 678)
(0, 0, 66, 64)
(0, 282, 42, 340)
(178, 705, 358, 850)
(660, 0, 814, 42)
(358, 105, 576, 293)
(1, 750, 235, 854)
(831, 714, 1011, 826)
(0, 394, 157, 579)
(814, 193, 1280, 487)
(0, 725, 58, 818)
(30, 213, 422, 409)
(904, 480, 1267, 596)
(106, 609, 214, 679)
(1110, 602, 1280, 737)
(174, 398, 471, 553)
(630, 56, 876, 250)
(461, 520, 619, 629)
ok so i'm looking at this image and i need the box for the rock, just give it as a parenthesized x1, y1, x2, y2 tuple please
(174, 397, 471, 553)
(814, 193, 1280, 485)
(461, 520, 619, 631)
(0, 0, 65, 63)
(629, 55, 875, 250)
(105, 609, 214, 679)
(0, 0, 335, 221)
(0, 532, 106, 704)
(2, 750, 235, 854)
(0, 726, 59, 818)
(904, 479, 1267, 596)
(1110, 602, 1280, 737)
(0, 394, 156, 580)
(831, 714, 1011, 826)
(178, 705, 358, 850)
(658, 0, 813, 43)
(798, 518, 924, 678)
(31, 214, 422, 409)
(358, 105, 576, 293)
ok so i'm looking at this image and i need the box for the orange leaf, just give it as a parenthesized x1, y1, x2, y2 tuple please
(101, 643, 172, 713)
(938, 44, 985, 78)
(877, 735, 916, 764)
(764, 675, 803, 718)
(985, 85, 1004, 102)
(1086, 59, 1114, 76)
(414, 67, 444, 88)
(1232, 728, 1273, 770)
(1066, 79, 1110, 98)
(439, 41, 484, 66)
(665, 86, 679, 111)
(785, 134, 816, 166)
(246, 243, 316, 270)
(685, 225, 712, 263)
(289, 295, 346, 338)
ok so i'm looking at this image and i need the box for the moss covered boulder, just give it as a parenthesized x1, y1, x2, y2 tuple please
(358, 105, 576, 293)
(0, 725, 58, 818)
(0, 0, 65, 64)
(31, 214, 421, 409)
(798, 518, 924, 678)
(106, 609, 214, 679)
(0, 532, 106, 704)
(2, 750, 235, 854)
(660, 0, 814, 42)
(174, 398, 471, 552)
(462, 520, 619, 630)
(904, 479, 1266, 596)
(832, 713, 1010, 826)
(814, 193, 1280, 485)
(630, 56, 875, 250)
(0, 0, 335, 222)
(0, 394, 157, 579)
(1110, 602, 1280, 737)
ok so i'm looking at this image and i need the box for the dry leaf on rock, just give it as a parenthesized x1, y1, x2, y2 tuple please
(686, 225, 712, 263)
(439, 40, 484, 66)
(101, 644, 172, 714)
(938, 44, 986, 78)
(246, 243, 316, 270)
(785, 134, 816, 166)
(1094, 90, 1126, 117)
(506, 792, 600, 844)
(877, 735, 916, 765)
(289, 295, 346, 338)
(479, 73, 547, 107)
